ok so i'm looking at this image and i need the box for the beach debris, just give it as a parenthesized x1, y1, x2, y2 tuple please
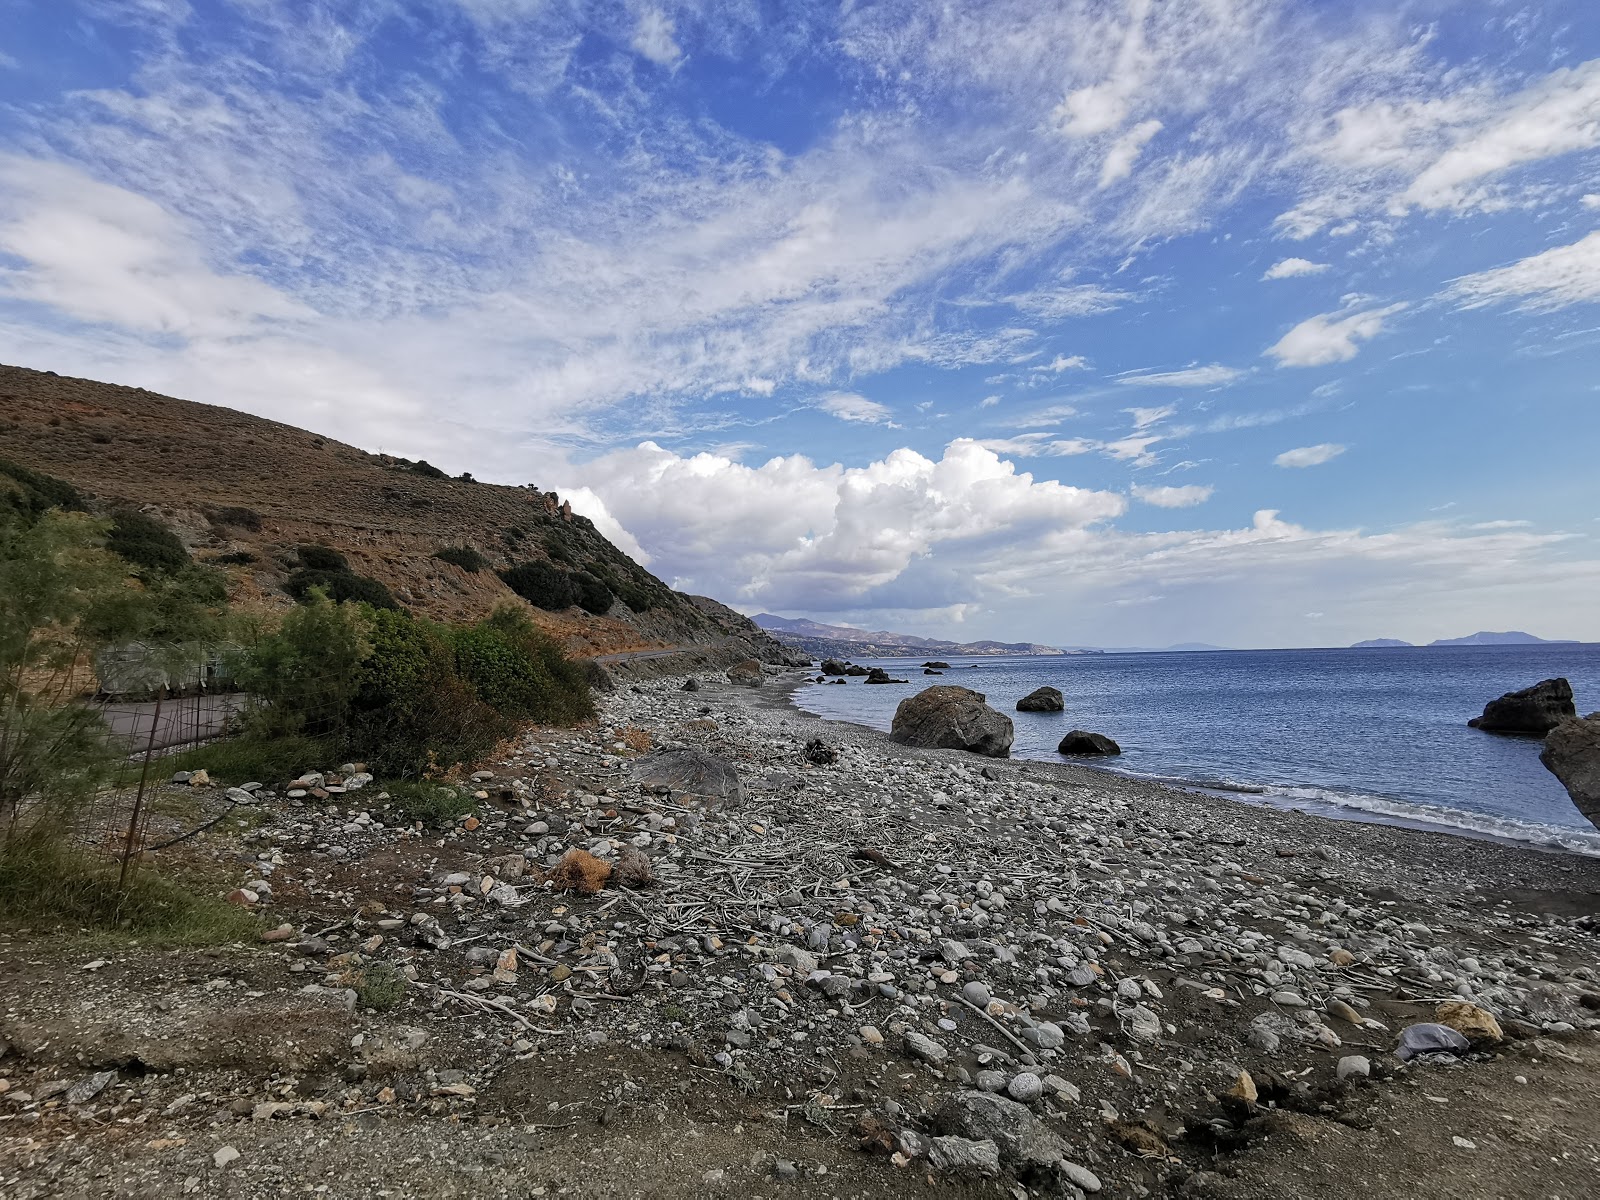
(1395, 1023, 1471, 1061)
(804, 738, 838, 765)
(547, 848, 611, 895)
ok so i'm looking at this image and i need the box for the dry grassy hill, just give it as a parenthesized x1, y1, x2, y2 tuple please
(0, 363, 789, 666)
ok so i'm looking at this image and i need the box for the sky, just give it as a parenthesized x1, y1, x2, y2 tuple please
(1, 1, 1599, 649)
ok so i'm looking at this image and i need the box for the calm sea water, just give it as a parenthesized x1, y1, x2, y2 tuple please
(793, 645, 1600, 856)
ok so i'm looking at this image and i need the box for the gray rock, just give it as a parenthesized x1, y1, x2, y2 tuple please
(726, 659, 764, 687)
(962, 980, 991, 1007)
(1540, 713, 1600, 832)
(1006, 1072, 1044, 1103)
(1469, 678, 1575, 735)
(975, 1070, 1006, 1092)
(1057, 730, 1121, 756)
(933, 1090, 1070, 1173)
(1016, 686, 1065, 713)
(630, 747, 743, 805)
(927, 1136, 1002, 1177)
(1336, 1055, 1371, 1080)
(890, 686, 1015, 758)
(776, 944, 819, 974)
(904, 1030, 949, 1065)
(65, 1071, 115, 1104)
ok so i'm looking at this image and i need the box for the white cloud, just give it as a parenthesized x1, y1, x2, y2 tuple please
(1132, 483, 1213, 508)
(630, 8, 683, 68)
(1583, 194, 1600, 210)
(1265, 304, 1405, 367)
(979, 394, 1001, 408)
(1443, 231, 1600, 312)
(1118, 364, 1243, 388)
(1100, 119, 1163, 187)
(1262, 257, 1329, 280)
(817, 391, 894, 424)
(1125, 404, 1175, 430)
(1034, 354, 1088, 373)
(1274, 443, 1346, 468)
(1009, 284, 1137, 319)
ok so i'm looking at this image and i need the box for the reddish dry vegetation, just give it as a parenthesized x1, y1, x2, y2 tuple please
(0, 363, 758, 658)
(546, 848, 613, 895)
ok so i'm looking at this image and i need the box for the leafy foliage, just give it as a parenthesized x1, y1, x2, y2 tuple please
(402, 459, 447, 479)
(208, 506, 262, 532)
(380, 779, 478, 827)
(107, 508, 190, 574)
(285, 567, 400, 610)
(0, 457, 86, 520)
(499, 560, 575, 610)
(453, 606, 595, 726)
(296, 544, 349, 572)
(209, 550, 257, 566)
(235, 588, 372, 741)
(571, 571, 614, 615)
(433, 545, 489, 573)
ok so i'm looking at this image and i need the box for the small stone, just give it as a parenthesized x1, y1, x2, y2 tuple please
(903, 1030, 948, 1065)
(858, 1025, 883, 1045)
(1452, 1136, 1477, 1151)
(1006, 1072, 1043, 1103)
(213, 1146, 240, 1169)
(975, 1070, 1006, 1092)
(962, 980, 991, 1007)
(1225, 1070, 1257, 1106)
(1326, 998, 1364, 1025)
(1336, 1055, 1371, 1081)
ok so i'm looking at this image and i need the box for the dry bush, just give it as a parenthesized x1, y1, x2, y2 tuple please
(547, 848, 611, 895)
(613, 845, 655, 889)
(619, 726, 652, 754)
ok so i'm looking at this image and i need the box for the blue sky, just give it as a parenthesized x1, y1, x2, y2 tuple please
(2, 1, 1598, 648)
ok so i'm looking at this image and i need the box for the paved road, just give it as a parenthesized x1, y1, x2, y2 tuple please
(96, 693, 247, 753)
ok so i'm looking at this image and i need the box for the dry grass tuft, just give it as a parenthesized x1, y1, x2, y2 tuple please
(547, 848, 612, 895)
(612, 845, 655, 889)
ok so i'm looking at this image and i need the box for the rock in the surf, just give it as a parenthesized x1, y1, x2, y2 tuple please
(890, 686, 1014, 758)
(1540, 713, 1600, 831)
(820, 658, 850, 676)
(1058, 730, 1120, 756)
(1016, 686, 1064, 713)
(1468, 677, 1575, 735)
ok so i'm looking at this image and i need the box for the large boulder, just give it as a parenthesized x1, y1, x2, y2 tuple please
(1016, 686, 1064, 713)
(864, 667, 906, 684)
(844, 664, 870, 677)
(630, 748, 742, 805)
(1540, 713, 1600, 831)
(819, 658, 850, 676)
(726, 659, 764, 687)
(933, 1091, 1099, 1185)
(923, 661, 951, 669)
(890, 686, 1014, 758)
(1058, 730, 1120, 756)
(1468, 677, 1575, 734)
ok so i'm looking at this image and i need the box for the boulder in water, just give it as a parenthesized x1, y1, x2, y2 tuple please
(864, 667, 907, 684)
(890, 686, 1013, 757)
(630, 747, 743, 805)
(1016, 686, 1064, 713)
(923, 661, 951, 669)
(844, 664, 870, 676)
(820, 658, 850, 676)
(1058, 730, 1120, 756)
(1540, 713, 1600, 832)
(1468, 677, 1575, 734)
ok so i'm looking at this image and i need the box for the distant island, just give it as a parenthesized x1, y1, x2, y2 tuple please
(1352, 631, 1579, 649)
(753, 614, 1065, 659)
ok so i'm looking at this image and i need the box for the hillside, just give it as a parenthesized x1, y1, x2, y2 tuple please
(753, 613, 1063, 658)
(0, 363, 795, 668)
(1427, 631, 1577, 647)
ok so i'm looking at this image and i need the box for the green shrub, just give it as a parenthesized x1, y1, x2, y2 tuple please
(453, 606, 594, 726)
(235, 589, 371, 740)
(380, 780, 477, 827)
(433, 545, 489, 573)
(543, 537, 577, 566)
(164, 733, 335, 787)
(404, 459, 447, 479)
(353, 961, 408, 1011)
(296, 544, 349, 572)
(499, 560, 575, 610)
(108, 509, 190, 574)
(286, 568, 400, 610)
(209, 550, 257, 565)
(0, 457, 86, 521)
(571, 571, 614, 615)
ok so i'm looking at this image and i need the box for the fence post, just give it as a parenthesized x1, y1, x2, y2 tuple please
(119, 686, 165, 889)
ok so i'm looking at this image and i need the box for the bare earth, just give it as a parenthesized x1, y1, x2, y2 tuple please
(2, 669, 1597, 1199)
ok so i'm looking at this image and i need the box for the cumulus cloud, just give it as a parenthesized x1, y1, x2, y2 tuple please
(1274, 443, 1346, 468)
(1265, 305, 1405, 367)
(1132, 483, 1213, 508)
(817, 391, 895, 424)
(1100, 119, 1163, 187)
(1118, 364, 1244, 388)
(630, 8, 683, 67)
(1443, 231, 1600, 311)
(1262, 257, 1329, 280)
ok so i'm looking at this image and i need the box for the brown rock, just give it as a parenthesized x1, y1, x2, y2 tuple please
(726, 659, 764, 687)
(1436, 1000, 1504, 1045)
(889, 686, 1014, 757)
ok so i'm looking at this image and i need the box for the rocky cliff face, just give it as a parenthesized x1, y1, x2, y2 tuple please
(0, 363, 792, 665)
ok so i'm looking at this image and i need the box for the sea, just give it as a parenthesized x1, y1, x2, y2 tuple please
(792, 644, 1600, 857)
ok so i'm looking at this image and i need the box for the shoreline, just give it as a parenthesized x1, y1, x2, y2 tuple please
(783, 670, 1600, 862)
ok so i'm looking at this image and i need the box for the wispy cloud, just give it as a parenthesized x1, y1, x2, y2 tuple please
(1132, 483, 1213, 508)
(1443, 231, 1600, 311)
(1118, 364, 1244, 388)
(817, 391, 895, 425)
(1274, 443, 1347, 468)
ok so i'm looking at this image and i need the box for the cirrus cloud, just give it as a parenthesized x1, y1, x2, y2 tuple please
(1274, 443, 1346, 468)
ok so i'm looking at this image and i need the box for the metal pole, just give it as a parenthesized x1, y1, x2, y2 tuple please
(119, 687, 164, 889)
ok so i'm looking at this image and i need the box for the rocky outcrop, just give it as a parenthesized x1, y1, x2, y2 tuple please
(1015, 686, 1064, 713)
(923, 661, 951, 669)
(726, 659, 764, 687)
(844, 664, 870, 677)
(890, 686, 1013, 758)
(1468, 677, 1575, 734)
(630, 747, 742, 805)
(1540, 713, 1600, 831)
(819, 658, 850, 676)
(1058, 730, 1120, 756)
(864, 667, 906, 684)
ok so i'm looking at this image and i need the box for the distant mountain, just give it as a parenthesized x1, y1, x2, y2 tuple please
(752, 614, 1063, 658)
(1352, 638, 1414, 648)
(1062, 642, 1228, 653)
(1427, 631, 1578, 647)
